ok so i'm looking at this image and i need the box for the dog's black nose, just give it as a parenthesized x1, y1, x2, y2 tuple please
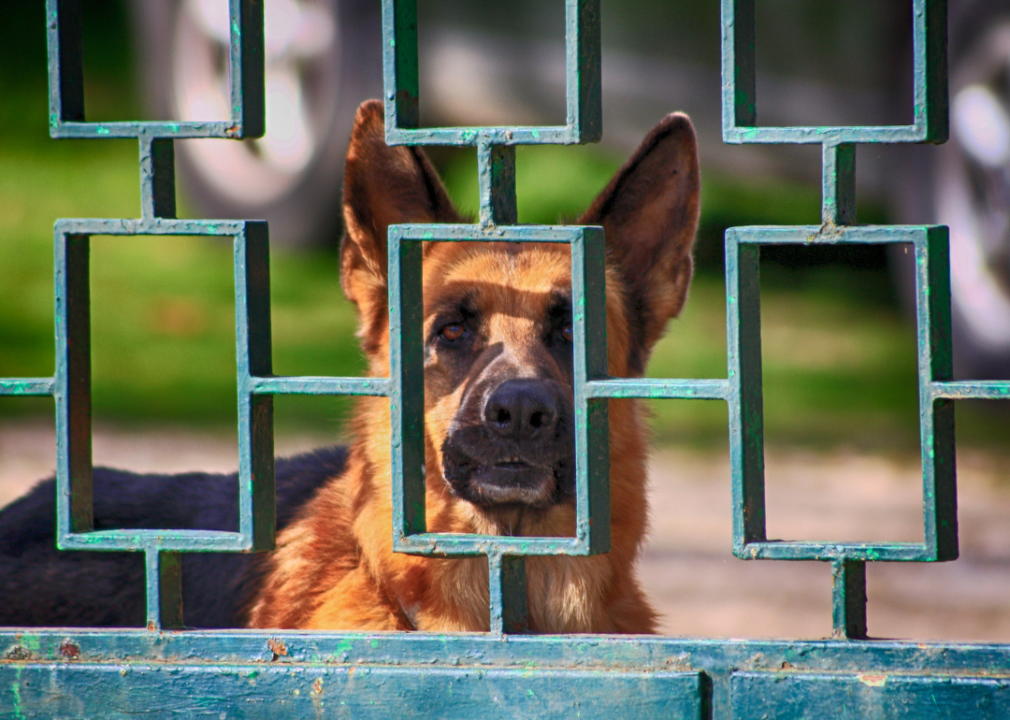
(484, 379, 559, 440)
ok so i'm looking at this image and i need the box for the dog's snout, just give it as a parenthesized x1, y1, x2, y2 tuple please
(483, 379, 558, 440)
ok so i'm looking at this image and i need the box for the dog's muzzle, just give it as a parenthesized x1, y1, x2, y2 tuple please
(442, 378, 575, 508)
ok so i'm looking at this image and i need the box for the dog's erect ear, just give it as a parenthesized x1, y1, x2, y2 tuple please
(579, 113, 700, 376)
(341, 100, 462, 352)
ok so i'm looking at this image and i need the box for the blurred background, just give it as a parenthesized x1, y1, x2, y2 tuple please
(0, 0, 1009, 640)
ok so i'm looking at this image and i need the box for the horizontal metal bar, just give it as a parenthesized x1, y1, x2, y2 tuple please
(726, 225, 938, 246)
(586, 378, 730, 400)
(6, 629, 1010, 720)
(2, 664, 701, 720)
(386, 126, 583, 147)
(1, 630, 1008, 675)
(736, 541, 937, 562)
(50, 121, 251, 141)
(58, 529, 250, 553)
(931, 381, 1010, 401)
(249, 376, 391, 397)
(391, 223, 593, 243)
(723, 124, 931, 145)
(54, 218, 249, 236)
(0, 378, 55, 396)
(394, 533, 587, 557)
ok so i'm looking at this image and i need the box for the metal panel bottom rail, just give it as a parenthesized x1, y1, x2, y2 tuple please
(3, 631, 1010, 719)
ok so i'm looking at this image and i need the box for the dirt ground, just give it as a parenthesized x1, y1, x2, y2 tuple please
(2, 421, 1008, 643)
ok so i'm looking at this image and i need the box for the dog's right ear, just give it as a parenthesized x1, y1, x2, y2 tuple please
(341, 100, 462, 353)
(580, 113, 701, 376)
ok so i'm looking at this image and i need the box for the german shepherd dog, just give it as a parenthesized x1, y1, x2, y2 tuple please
(0, 100, 699, 633)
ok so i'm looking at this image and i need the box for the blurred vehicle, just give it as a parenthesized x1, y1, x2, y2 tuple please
(129, 0, 1010, 379)
(128, 0, 381, 248)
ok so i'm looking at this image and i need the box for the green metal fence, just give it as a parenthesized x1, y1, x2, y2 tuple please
(2, 0, 1010, 717)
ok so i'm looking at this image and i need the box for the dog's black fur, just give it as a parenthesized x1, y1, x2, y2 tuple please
(0, 447, 346, 628)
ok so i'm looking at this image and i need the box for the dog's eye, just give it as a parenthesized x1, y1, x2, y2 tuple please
(439, 323, 466, 342)
(561, 324, 574, 343)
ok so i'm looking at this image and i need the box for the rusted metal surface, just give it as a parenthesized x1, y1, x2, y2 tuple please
(4, 631, 1010, 718)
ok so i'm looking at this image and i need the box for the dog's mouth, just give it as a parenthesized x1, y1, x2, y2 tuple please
(442, 446, 574, 510)
(466, 461, 557, 507)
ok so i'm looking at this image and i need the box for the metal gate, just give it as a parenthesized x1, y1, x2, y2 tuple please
(2, 0, 1010, 717)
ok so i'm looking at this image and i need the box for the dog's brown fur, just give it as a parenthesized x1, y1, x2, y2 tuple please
(248, 100, 700, 633)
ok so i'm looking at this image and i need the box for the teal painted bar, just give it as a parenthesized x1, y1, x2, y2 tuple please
(586, 378, 729, 400)
(395, 533, 582, 557)
(393, 223, 590, 243)
(489, 552, 529, 634)
(1, 663, 702, 720)
(741, 541, 938, 563)
(931, 381, 1010, 400)
(58, 529, 249, 552)
(249, 376, 391, 396)
(0, 378, 55, 396)
(144, 550, 183, 631)
(831, 559, 867, 640)
(477, 142, 517, 226)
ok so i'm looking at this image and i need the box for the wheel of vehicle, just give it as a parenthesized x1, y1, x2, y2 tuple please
(129, 0, 380, 248)
(892, 0, 1010, 379)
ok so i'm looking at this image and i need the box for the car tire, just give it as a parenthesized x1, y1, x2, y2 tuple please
(128, 0, 381, 248)
(890, 0, 1010, 380)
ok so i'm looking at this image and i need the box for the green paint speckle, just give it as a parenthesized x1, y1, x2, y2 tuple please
(370, 640, 379, 649)
(11, 666, 25, 720)
(96, 126, 110, 136)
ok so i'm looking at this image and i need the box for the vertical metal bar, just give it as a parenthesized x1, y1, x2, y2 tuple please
(139, 133, 177, 220)
(488, 552, 528, 634)
(822, 143, 856, 226)
(383, 0, 420, 132)
(231, 0, 265, 138)
(567, 0, 602, 143)
(721, 0, 756, 135)
(47, 0, 84, 125)
(478, 142, 517, 227)
(145, 550, 183, 630)
(389, 235, 427, 539)
(918, 227, 958, 560)
(831, 559, 867, 639)
(54, 231, 93, 538)
(914, 0, 949, 143)
(236, 221, 275, 551)
(572, 228, 610, 554)
(726, 234, 766, 552)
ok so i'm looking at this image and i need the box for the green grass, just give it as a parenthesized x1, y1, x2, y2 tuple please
(1, 86, 1007, 454)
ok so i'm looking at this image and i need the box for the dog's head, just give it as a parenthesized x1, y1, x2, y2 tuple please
(340, 100, 699, 531)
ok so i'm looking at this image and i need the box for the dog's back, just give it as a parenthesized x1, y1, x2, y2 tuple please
(0, 447, 346, 628)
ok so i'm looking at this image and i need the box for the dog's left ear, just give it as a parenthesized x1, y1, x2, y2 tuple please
(579, 113, 700, 376)
(341, 100, 462, 355)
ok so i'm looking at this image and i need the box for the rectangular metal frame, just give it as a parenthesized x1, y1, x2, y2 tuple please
(381, 0, 601, 145)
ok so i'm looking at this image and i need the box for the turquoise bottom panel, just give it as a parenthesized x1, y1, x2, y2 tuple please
(1, 665, 702, 720)
(732, 672, 1010, 720)
(4, 631, 1010, 719)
